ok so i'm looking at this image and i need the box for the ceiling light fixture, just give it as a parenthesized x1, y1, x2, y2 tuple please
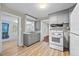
(39, 3, 47, 9)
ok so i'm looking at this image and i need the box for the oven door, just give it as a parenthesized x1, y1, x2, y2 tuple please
(50, 31, 63, 44)
(49, 32, 63, 51)
(51, 36, 63, 46)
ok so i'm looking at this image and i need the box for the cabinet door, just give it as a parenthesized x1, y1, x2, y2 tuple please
(70, 33, 79, 56)
(49, 16, 57, 24)
(57, 13, 69, 24)
(63, 13, 69, 23)
(57, 14, 63, 24)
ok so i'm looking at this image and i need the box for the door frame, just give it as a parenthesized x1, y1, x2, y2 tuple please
(40, 20, 49, 41)
(0, 11, 22, 50)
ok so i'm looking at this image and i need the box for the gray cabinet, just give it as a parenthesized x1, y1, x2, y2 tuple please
(23, 32, 40, 46)
(49, 16, 57, 24)
(63, 13, 69, 23)
(49, 12, 69, 24)
(57, 13, 69, 24)
(57, 14, 63, 24)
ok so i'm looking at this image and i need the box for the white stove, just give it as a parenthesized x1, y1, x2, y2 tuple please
(49, 30, 63, 51)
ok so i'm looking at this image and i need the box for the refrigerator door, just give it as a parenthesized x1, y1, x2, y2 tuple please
(70, 33, 79, 56)
(0, 14, 2, 54)
(70, 4, 79, 35)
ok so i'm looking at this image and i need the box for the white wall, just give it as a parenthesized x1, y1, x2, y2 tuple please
(41, 20, 49, 41)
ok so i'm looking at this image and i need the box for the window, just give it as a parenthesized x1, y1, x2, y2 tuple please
(25, 20, 35, 32)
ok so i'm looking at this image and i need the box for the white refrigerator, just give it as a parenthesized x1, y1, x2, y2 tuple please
(0, 13, 2, 55)
(70, 4, 79, 56)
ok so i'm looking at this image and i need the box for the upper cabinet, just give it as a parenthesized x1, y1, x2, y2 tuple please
(63, 13, 69, 23)
(57, 14, 63, 24)
(49, 16, 57, 24)
(49, 12, 69, 24)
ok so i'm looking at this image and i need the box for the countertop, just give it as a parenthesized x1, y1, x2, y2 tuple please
(23, 31, 40, 34)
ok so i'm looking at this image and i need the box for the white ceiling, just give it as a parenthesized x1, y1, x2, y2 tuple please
(4, 3, 75, 19)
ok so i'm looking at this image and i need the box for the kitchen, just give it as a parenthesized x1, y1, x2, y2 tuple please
(49, 7, 72, 51)
(0, 3, 79, 56)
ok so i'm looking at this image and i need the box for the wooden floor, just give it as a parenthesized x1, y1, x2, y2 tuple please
(2, 40, 69, 56)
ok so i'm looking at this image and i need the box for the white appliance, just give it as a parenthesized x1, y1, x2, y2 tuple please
(70, 4, 79, 56)
(49, 30, 63, 51)
(49, 24, 64, 51)
(0, 13, 2, 53)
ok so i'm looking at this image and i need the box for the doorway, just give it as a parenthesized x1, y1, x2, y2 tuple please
(1, 12, 21, 55)
(41, 20, 49, 42)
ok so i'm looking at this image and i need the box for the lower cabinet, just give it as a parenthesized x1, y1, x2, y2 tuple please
(23, 33, 40, 46)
